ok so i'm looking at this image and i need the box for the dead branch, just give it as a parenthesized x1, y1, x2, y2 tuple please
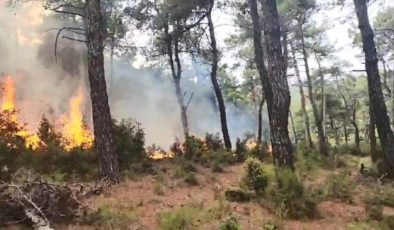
(53, 27, 86, 61)
(185, 92, 194, 110)
(48, 4, 85, 18)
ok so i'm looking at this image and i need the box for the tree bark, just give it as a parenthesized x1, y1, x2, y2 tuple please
(207, 4, 231, 149)
(85, 0, 119, 183)
(257, 96, 266, 145)
(354, 0, 394, 169)
(261, 0, 294, 169)
(315, 55, 327, 139)
(369, 101, 378, 162)
(165, 21, 190, 138)
(291, 45, 312, 147)
(299, 22, 327, 154)
(289, 110, 297, 144)
(351, 100, 360, 153)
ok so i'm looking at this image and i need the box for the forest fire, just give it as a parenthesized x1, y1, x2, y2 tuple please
(0, 76, 93, 150)
(62, 88, 93, 150)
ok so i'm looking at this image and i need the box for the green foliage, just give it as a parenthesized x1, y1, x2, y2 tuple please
(183, 172, 198, 186)
(365, 202, 383, 221)
(205, 133, 224, 151)
(242, 157, 268, 195)
(87, 205, 137, 229)
(235, 138, 247, 162)
(112, 119, 146, 170)
(296, 141, 338, 173)
(263, 219, 282, 230)
(183, 135, 205, 159)
(224, 189, 252, 202)
(323, 171, 355, 203)
(269, 168, 316, 219)
(219, 215, 241, 230)
(158, 207, 195, 230)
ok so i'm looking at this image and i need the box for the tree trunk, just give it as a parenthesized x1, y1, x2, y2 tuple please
(291, 45, 312, 147)
(351, 100, 360, 153)
(109, 41, 115, 99)
(165, 22, 189, 138)
(316, 55, 327, 139)
(289, 110, 297, 144)
(207, 6, 231, 149)
(299, 22, 327, 154)
(369, 102, 378, 162)
(261, 0, 294, 169)
(330, 115, 340, 146)
(344, 120, 349, 144)
(85, 0, 119, 183)
(354, 0, 394, 169)
(248, 0, 293, 168)
(257, 96, 266, 144)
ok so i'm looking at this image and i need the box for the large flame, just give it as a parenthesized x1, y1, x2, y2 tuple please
(1, 76, 16, 112)
(1, 76, 39, 149)
(63, 88, 93, 150)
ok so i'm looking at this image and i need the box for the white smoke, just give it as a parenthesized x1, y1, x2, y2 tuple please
(0, 2, 267, 149)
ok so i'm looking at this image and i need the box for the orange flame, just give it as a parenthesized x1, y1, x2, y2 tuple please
(1, 76, 16, 112)
(1, 76, 39, 149)
(63, 88, 93, 150)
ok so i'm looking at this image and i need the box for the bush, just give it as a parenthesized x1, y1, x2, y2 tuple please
(184, 172, 198, 186)
(112, 119, 146, 171)
(87, 205, 137, 229)
(365, 201, 383, 221)
(242, 158, 268, 195)
(158, 208, 195, 230)
(235, 138, 247, 162)
(205, 133, 224, 151)
(269, 168, 316, 219)
(219, 215, 241, 230)
(323, 171, 355, 203)
(381, 216, 394, 230)
(184, 135, 205, 159)
(296, 141, 337, 172)
(225, 189, 252, 202)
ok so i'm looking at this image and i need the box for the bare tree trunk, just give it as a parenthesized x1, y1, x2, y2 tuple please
(289, 110, 297, 144)
(351, 100, 360, 153)
(261, 0, 294, 168)
(354, 0, 394, 169)
(330, 115, 340, 146)
(165, 22, 189, 138)
(369, 102, 378, 162)
(248, 0, 293, 169)
(85, 0, 119, 183)
(315, 54, 327, 139)
(257, 96, 266, 144)
(299, 23, 327, 154)
(291, 45, 312, 147)
(207, 5, 231, 149)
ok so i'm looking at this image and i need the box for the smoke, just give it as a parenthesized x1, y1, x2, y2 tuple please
(0, 3, 267, 149)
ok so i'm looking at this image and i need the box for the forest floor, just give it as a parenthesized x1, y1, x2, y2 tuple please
(31, 155, 392, 230)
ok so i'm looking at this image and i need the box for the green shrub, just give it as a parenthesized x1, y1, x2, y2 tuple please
(296, 141, 340, 173)
(158, 208, 195, 230)
(205, 133, 224, 151)
(381, 216, 394, 230)
(269, 168, 316, 219)
(173, 158, 197, 178)
(87, 205, 137, 229)
(242, 157, 268, 195)
(323, 171, 355, 203)
(263, 219, 282, 230)
(112, 118, 146, 171)
(235, 138, 247, 162)
(184, 135, 205, 159)
(365, 201, 383, 221)
(219, 215, 241, 230)
(184, 172, 198, 186)
(225, 189, 252, 202)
